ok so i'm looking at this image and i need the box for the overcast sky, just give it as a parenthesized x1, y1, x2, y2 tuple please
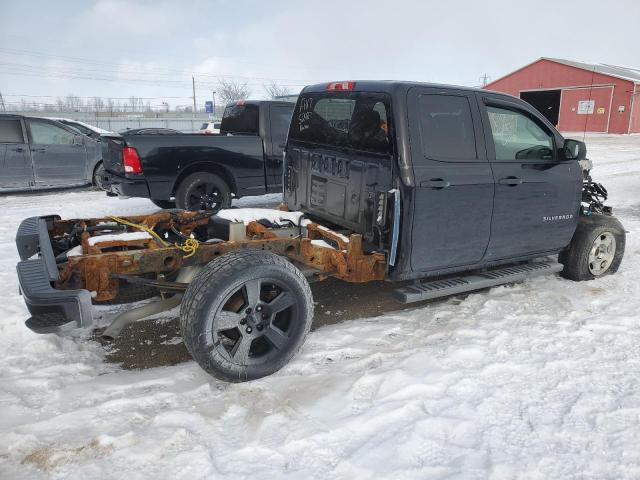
(1, 0, 639, 109)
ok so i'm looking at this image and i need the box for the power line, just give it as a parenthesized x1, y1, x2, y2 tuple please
(0, 49, 322, 83)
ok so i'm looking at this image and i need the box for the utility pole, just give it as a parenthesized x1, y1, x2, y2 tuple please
(0, 90, 5, 112)
(192, 75, 197, 117)
(212, 90, 216, 118)
(479, 73, 490, 87)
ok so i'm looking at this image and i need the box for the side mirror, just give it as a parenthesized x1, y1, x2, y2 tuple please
(563, 138, 586, 160)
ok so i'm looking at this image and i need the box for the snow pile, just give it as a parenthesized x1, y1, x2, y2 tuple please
(0, 137, 639, 479)
(217, 207, 310, 227)
(88, 231, 152, 246)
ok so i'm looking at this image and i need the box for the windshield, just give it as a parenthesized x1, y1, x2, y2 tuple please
(289, 91, 391, 154)
(220, 104, 259, 135)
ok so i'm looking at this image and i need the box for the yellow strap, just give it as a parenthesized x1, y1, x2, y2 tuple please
(106, 215, 199, 258)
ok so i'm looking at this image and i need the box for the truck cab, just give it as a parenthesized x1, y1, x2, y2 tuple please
(284, 81, 583, 280)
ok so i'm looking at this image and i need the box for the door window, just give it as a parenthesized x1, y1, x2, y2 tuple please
(270, 105, 294, 144)
(486, 105, 554, 161)
(0, 119, 24, 143)
(418, 94, 477, 162)
(29, 120, 76, 145)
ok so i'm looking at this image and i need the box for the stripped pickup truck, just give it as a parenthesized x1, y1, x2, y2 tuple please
(16, 81, 625, 382)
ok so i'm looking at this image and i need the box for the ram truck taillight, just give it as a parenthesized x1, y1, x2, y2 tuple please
(122, 146, 142, 174)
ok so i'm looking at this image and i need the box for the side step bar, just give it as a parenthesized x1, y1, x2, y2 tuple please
(392, 260, 563, 304)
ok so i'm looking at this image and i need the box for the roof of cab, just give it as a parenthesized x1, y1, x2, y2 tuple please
(301, 80, 517, 101)
(225, 99, 295, 108)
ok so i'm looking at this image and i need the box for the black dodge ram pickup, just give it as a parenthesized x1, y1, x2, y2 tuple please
(15, 81, 625, 382)
(101, 100, 294, 210)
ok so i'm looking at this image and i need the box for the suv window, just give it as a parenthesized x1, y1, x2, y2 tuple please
(29, 120, 76, 145)
(289, 92, 391, 154)
(221, 104, 259, 135)
(418, 94, 476, 161)
(0, 119, 24, 143)
(486, 105, 554, 161)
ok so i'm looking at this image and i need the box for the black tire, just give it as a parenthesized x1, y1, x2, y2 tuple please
(560, 214, 625, 281)
(174, 172, 231, 212)
(150, 199, 176, 209)
(92, 162, 106, 190)
(180, 251, 314, 382)
(93, 281, 159, 305)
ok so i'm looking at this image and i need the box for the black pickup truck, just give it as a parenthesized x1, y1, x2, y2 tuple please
(101, 100, 294, 210)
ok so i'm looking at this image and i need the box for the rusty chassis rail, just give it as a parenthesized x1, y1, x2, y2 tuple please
(53, 211, 387, 302)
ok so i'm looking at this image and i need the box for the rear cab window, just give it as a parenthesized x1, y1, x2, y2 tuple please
(220, 103, 259, 135)
(288, 91, 392, 155)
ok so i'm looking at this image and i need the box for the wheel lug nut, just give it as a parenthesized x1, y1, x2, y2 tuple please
(262, 313, 268, 319)
(256, 324, 263, 331)
(246, 327, 252, 334)
(245, 308, 252, 314)
(240, 318, 246, 325)
(256, 306, 262, 312)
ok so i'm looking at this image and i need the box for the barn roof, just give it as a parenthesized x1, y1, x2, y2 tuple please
(543, 57, 640, 83)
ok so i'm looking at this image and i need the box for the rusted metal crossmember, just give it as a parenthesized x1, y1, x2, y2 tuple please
(53, 211, 386, 302)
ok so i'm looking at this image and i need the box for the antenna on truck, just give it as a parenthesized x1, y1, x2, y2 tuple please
(582, 66, 597, 141)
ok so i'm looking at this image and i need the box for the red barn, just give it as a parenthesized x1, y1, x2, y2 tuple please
(484, 58, 640, 134)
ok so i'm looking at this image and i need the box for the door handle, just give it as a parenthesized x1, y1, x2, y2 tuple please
(421, 178, 451, 189)
(31, 147, 46, 153)
(498, 176, 523, 186)
(11, 147, 24, 152)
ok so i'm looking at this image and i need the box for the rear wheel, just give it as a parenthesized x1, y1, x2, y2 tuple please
(180, 251, 313, 382)
(92, 162, 106, 190)
(560, 214, 625, 281)
(175, 172, 231, 212)
(150, 199, 176, 209)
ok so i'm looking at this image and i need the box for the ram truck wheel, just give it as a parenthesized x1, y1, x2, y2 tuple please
(180, 251, 313, 382)
(560, 214, 625, 281)
(175, 172, 231, 212)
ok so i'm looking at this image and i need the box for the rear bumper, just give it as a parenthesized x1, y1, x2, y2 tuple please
(102, 171, 150, 198)
(16, 217, 93, 333)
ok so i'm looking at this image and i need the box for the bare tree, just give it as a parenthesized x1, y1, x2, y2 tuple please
(263, 81, 291, 99)
(56, 97, 65, 112)
(217, 79, 251, 104)
(91, 96, 104, 112)
(65, 94, 83, 112)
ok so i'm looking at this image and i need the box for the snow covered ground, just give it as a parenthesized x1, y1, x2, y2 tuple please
(1, 135, 639, 479)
